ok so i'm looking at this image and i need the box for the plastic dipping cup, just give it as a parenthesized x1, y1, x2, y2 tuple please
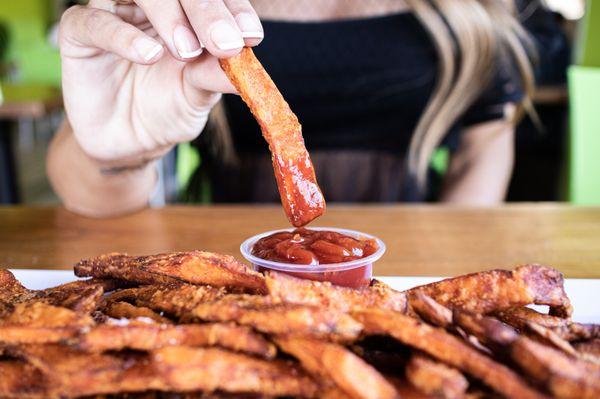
(240, 227, 386, 288)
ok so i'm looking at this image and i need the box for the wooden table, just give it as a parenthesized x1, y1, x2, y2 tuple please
(1, 204, 600, 278)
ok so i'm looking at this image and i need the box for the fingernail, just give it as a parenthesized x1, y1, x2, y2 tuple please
(210, 21, 245, 50)
(235, 13, 264, 39)
(133, 37, 164, 62)
(174, 25, 203, 59)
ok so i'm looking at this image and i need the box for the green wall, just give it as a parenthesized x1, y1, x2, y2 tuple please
(0, 0, 61, 86)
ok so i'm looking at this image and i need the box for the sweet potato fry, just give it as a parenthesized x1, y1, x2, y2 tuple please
(6, 344, 166, 397)
(0, 302, 93, 344)
(408, 292, 453, 328)
(406, 264, 572, 317)
(0, 270, 104, 316)
(512, 338, 600, 399)
(105, 283, 228, 318)
(451, 309, 600, 398)
(0, 360, 51, 399)
(220, 48, 325, 227)
(405, 352, 468, 399)
(495, 307, 600, 341)
(78, 322, 276, 358)
(274, 336, 399, 399)
(40, 280, 106, 313)
(152, 346, 319, 397)
(574, 339, 600, 358)
(524, 321, 582, 359)
(265, 272, 407, 313)
(75, 251, 266, 294)
(385, 376, 450, 399)
(353, 309, 546, 399)
(103, 301, 173, 324)
(8, 346, 282, 398)
(187, 295, 363, 342)
(0, 269, 29, 300)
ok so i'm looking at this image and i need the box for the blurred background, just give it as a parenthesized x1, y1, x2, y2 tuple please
(0, 0, 596, 206)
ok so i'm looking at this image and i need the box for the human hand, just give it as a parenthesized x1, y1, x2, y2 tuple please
(59, 0, 263, 166)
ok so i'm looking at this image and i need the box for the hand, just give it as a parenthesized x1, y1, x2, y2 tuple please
(59, 0, 263, 166)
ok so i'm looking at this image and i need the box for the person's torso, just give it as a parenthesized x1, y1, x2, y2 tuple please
(224, 13, 439, 155)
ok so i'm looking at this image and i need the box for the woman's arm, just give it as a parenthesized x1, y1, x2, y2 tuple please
(47, 120, 157, 218)
(440, 106, 516, 204)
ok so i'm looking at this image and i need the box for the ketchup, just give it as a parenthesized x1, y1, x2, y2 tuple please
(252, 228, 378, 265)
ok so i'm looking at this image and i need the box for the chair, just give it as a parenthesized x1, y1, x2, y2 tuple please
(568, 0, 600, 204)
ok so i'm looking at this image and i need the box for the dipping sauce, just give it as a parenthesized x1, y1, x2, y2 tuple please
(242, 227, 385, 288)
(251, 228, 378, 265)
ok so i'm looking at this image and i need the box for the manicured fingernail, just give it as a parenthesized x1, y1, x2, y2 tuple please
(133, 37, 163, 62)
(235, 13, 264, 39)
(173, 25, 203, 59)
(210, 21, 245, 50)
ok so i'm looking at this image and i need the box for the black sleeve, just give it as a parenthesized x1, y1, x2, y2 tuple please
(461, 58, 524, 128)
(441, 58, 524, 151)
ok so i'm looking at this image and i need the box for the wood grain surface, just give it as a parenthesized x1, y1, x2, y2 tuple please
(1, 205, 599, 277)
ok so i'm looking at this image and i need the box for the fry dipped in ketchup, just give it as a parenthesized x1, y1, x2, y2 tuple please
(220, 48, 325, 227)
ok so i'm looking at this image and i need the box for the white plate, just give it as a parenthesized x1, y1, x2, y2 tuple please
(9, 269, 600, 323)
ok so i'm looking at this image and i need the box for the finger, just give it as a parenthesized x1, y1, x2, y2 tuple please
(114, 4, 149, 26)
(179, 0, 245, 58)
(88, 0, 116, 12)
(134, 0, 203, 61)
(184, 55, 238, 106)
(60, 5, 164, 64)
(223, 0, 264, 46)
(89, 0, 148, 27)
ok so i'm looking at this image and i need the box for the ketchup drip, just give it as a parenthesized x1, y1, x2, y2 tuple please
(252, 228, 378, 265)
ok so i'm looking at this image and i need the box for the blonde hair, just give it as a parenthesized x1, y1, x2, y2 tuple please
(405, 0, 535, 190)
(208, 0, 535, 193)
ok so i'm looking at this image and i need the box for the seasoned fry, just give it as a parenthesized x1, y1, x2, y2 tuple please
(0, 269, 29, 301)
(78, 322, 276, 358)
(574, 339, 600, 357)
(0, 270, 104, 316)
(3, 255, 594, 398)
(106, 283, 228, 318)
(274, 336, 399, 399)
(451, 309, 519, 350)
(495, 307, 600, 341)
(524, 321, 582, 359)
(0, 360, 51, 399)
(111, 285, 362, 341)
(6, 344, 165, 397)
(408, 292, 453, 328)
(9, 345, 298, 397)
(0, 302, 93, 344)
(406, 264, 572, 317)
(405, 352, 468, 399)
(451, 309, 600, 399)
(353, 309, 546, 399)
(75, 251, 267, 294)
(103, 301, 173, 324)
(265, 271, 407, 313)
(512, 338, 600, 399)
(188, 295, 363, 342)
(220, 48, 325, 227)
(152, 346, 319, 397)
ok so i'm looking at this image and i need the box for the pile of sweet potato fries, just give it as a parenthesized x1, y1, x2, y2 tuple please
(0, 251, 598, 398)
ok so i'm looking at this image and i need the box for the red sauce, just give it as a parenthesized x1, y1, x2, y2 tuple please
(252, 228, 378, 265)
(251, 228, 378, 288)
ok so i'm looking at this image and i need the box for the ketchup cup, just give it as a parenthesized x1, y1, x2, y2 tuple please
(240, 227, 386, 288)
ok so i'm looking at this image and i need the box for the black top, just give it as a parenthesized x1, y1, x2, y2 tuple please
(190, 12, 525, 204)
(223, 12, 523, 155)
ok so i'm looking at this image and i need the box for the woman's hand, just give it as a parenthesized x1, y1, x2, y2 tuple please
(59, 0, 263, 167)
